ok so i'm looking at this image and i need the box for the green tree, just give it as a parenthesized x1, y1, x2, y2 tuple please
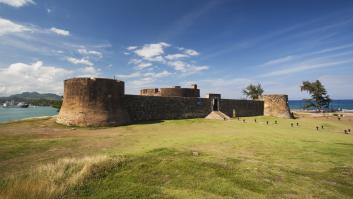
(242, 83, 264, 100)
(300, 80, 331, 111)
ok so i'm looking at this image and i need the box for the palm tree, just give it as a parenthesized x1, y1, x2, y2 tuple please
(242, 84, 264, 100)
(300, 80, 331, 111)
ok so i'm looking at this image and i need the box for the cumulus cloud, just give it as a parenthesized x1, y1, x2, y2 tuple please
(50, 27, 70, 36)
(0, 0, 34, 7)
(0, 61, 105, 96)
(66, 57, 93, 66)
(184, 49, 199, 56)
(0, 17, 31, 36)
(125, 42, 208, 75)
(121, 42, 208, 90)
(132, 42, 170, 59)
(0, 61, 72, 96)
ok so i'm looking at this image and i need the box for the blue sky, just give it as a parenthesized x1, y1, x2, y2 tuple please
(1, 0, 353, 99)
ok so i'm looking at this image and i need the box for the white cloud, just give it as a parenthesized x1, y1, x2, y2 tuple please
(77, 48, 103, 58)
(167, 60, 208, 74)
(129, 59, 152, 69)
(0, 61, 72, 96)
(66, 57, 93, 66)
(144, 70, 172, 78)
(78, 66, 100, 77)
(127, 46, 137, 51)
(134, 42, 170, 59)
(184, 49, 199, 56)
(78, 48, 103, 58)
(47, 8, 51, 13)
(126, 42, 208, 75)
(165, 53, 189, 60)
(50, 27, 70, 36)
(0, 0, 34, 7)
(0, 17, 31, 36)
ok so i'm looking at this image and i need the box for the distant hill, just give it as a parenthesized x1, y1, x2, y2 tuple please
(0, 92, 62, 102)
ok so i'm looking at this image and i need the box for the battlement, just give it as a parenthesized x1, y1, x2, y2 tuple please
(140, 84, 200, 97)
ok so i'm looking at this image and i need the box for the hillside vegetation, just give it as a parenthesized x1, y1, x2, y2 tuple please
(0, 116, 352, 198)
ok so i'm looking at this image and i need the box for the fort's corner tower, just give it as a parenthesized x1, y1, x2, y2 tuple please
(263, 95, 293, 119)
(56, 77, 130, 127)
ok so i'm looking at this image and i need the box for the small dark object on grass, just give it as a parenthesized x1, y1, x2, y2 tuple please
(316, 126, 319, 131)
(338, 117, 341, 120)
(237, 117, 240, 121)
(254, 119, 257, 123)
(291, 123, 293, 127)
(275, 120, 278, 124)
(243, 119, 246, 123)
(321, 125, 324, 129)
(348, 129, 351, 133)
(344, 130, 348, 134)
(296, 122, 299, 126)
(266, 121, 269, 125)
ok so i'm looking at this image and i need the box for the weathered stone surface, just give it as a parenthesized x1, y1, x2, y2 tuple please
(123, 95, 210, 121)
(220, 99, 264, 117)
(140, 85, 200, 97)
(56, 78, 130, 127)
(263, 95, 293, 119)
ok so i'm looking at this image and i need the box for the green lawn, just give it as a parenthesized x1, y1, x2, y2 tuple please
(0, 116, 352, 198)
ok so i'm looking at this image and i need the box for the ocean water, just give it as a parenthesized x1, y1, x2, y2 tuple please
(0, 106, 58, 123)
(288, 100, 353, 111)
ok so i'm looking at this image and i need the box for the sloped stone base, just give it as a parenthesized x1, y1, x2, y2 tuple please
(205, 111, 231, 120)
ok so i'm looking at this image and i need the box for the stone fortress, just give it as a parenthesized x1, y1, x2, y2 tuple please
(56, 77, 293, 127)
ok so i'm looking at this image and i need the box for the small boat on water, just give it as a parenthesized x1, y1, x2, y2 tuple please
(17, 102, 29, 108)
(2, 101, 29, 108)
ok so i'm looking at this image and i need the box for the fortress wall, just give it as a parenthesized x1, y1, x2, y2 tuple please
(123, 95, 264, 122)
(123, 95, 210, 121)
(220, 99, 264, 117)
(263, 95, 293, 118)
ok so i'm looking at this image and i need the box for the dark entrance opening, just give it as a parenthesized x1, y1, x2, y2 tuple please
(212, 98, 219, 111)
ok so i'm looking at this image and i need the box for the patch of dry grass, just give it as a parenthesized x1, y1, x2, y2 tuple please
(0, 155, 125, 199)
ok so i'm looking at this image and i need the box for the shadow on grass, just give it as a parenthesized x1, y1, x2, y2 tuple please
(132, 120, 165, 125)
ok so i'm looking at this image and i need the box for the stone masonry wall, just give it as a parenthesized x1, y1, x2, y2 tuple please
(220, 99, 264, 117)
(123, 95, 264, 122)
(263, 95, 293, 119)
(123, 95, 210, 121)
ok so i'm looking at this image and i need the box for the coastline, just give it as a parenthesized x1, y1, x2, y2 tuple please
(0, 115, 57, 124)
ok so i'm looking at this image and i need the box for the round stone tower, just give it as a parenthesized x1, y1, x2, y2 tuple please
(263, 95, 293, 119)
(56, 77, 130, 127)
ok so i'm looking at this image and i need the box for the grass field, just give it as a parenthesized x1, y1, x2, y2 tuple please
(0, 116, 352, 199)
